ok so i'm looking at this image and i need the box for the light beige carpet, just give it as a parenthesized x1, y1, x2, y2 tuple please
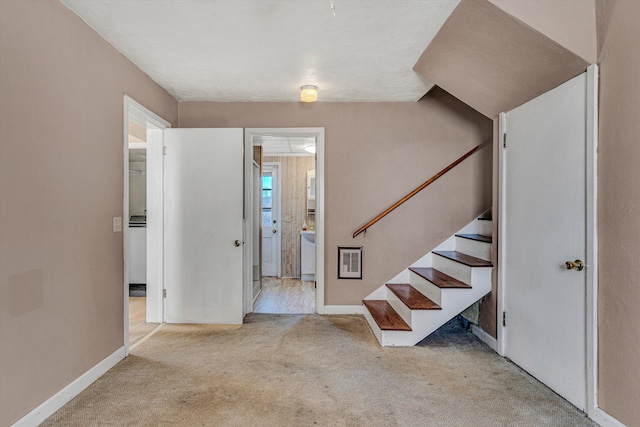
(42, 315, 595, 426)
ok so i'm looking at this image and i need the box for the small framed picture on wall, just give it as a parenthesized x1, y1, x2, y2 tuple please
(338, 246, 362, 279)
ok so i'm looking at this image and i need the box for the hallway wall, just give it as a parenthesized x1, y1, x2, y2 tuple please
(0, 1, 178, 425)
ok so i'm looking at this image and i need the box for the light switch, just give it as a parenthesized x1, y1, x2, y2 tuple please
(113, 217, 122, 232)
(283, 214, 291, 222)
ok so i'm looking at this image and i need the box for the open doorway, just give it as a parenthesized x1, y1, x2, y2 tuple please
(244, 130, 324, 315)
(123, 96, 170, 353)
(126, 127, 156, 346)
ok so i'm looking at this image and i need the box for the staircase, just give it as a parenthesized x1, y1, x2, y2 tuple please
(363, 215, 493, 346)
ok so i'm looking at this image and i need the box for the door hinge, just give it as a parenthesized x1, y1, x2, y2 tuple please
(163, 289, 167, 298)
(503, 133, 507, 148)
(503, 311, 506, 327)
(163, 146, 167, 156)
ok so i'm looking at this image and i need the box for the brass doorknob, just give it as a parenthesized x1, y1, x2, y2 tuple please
(234, 240, 241, 247)
(565, 260, 584, 271)
(272, 229, 277, 234)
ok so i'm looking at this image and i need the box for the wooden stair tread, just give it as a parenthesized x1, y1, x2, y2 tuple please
(409, 267, 471, 289)
(433, 251, 493, 267)
(363, 300, 412, 331)
(456, 233, 492, 243)
(386, 284, 442, 310)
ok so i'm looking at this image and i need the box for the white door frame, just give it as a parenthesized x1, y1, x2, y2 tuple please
(497, 65, 602, 421)
(261, 162, 282, 278)
(123, 96, 170, 355)
(243, 128, 326, 315)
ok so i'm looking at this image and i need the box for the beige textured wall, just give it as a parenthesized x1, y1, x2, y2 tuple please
(180, 87, 493, 305)
(414, 0, 588, 118)
(596, 1, 640, 424)
(0, 1, 178, 425)
(263, 156, 316, 278)
(489, 0, 597, 63)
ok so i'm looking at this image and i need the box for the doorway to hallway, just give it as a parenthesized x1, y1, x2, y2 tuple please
(245, 128, 325, 315)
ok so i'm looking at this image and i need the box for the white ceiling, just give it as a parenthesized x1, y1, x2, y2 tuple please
(60, 0, 459, 102)
(259, 136, 316, 156)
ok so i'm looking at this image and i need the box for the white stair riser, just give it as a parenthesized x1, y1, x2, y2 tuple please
(477, 220, 492, 237)
(364, 286, 388, 301)
(408, 272, 443, 306)
(363, 305, 383, 344)
(433, 236, 456, 252)
(387, 289, 413, 326)
(432, 255, 473, 284)
(455, 237, 491, 261)
(387, 269, 410, 284)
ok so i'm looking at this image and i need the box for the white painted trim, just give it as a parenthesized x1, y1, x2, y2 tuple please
(244, 128, 325, 315)
(11, 346, 125, 427)
(585, 63, 600, 422)
(123, 96, 170, 355)
(497, 112, 507, 358)
(323, 305, 364, 315)
(315, 129, 325, 314)
(591, 408, 627, 427)
(471, 324, 498, 352)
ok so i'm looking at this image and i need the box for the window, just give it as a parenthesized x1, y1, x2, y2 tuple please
(262, 173, 273, 228)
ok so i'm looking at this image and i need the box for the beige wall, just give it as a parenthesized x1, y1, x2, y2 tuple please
(596, 1, 640, 424)
(414, 0, 588, 118)
(180, 87, 493, 305)
(0, 1, 178, 425)
(489, 0, 597, 64)
(262, 156, 316, 278)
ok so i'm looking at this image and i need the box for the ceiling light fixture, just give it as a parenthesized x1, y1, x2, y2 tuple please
(300, 85, 318, 103)
(304, 145, 316, 154)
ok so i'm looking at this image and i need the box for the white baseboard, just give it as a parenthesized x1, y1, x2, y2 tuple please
(323, 305, 364, 315)
(471, 324, 498, 352)
(12, 346, 126, 427)
(591, 407, 627, 427)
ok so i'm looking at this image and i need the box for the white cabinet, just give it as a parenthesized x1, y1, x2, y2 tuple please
(128, 226, 147, 284)
(300, 231, 315, 281)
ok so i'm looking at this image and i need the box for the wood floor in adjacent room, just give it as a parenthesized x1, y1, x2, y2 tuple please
(43, 315, 595, 426)
(253, 277, 315, 314)
(128, 296, 159, 347)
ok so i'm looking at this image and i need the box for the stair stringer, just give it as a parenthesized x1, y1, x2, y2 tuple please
(363, 215, 493, 347)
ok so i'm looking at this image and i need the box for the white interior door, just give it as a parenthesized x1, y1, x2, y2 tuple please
(261, 164, 280, 277)
(163, 128, 244, 324)
(501, 72, 591, 410)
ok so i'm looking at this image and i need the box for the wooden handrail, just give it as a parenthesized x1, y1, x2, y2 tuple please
(352, 140, 490, 238)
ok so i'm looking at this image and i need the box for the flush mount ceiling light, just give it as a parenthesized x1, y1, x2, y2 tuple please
(304, 145, 316, 153)
(300, 85, 318, 103)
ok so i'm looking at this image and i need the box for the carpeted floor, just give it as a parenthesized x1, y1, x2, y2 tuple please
(42, 315, 595, 426)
